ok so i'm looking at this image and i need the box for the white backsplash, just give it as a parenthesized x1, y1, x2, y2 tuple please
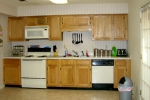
(12, 31, 127, 56)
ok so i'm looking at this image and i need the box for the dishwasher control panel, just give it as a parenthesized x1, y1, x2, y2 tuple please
(92, 59, 114, 66)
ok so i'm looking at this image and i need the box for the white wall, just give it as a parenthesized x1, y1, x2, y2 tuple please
(12, 31, 127, 56)
(0, 14, 11, 88)
(0, 0, 17, 16)
(18, 3, 128, 16)
(128, 0, 150, 100)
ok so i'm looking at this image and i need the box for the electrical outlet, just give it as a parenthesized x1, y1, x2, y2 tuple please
(64, 45, 66, 49)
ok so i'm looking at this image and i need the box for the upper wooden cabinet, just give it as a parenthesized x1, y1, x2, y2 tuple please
(49, 16, 62, 40)
(114, 59, 131, 88)
(8, 17, 25, 41)
(92, 14, 128, 40)
(61, 15, 92, 31)
(3, 59, 21, 85)
(92, 15, 113, 40)
(113, 14, 128, 40)
(25, 16, 48, 26)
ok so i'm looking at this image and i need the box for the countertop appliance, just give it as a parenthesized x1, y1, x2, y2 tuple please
(117, 49, 128, 57)
(25, 25, 49, 40)
(92, 59, 114, 90)
(21, 48, 51, 88)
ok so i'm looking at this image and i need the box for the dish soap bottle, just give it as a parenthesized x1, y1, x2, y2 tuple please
(65, 49, 68, 57)
(112, 46, 117, 57)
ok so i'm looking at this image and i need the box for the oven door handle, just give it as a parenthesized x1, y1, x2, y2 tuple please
(22, 59, 45, 61)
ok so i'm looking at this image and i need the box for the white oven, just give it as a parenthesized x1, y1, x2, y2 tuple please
(21, 59, 46, 88)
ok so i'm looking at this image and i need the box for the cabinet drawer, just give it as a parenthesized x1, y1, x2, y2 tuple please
(76, 60, 90, 65)
(3, 59, 20, 65)
(115, 60, 126, 66)
(61, 60, 74, 65)
(47, 60, 58, 65)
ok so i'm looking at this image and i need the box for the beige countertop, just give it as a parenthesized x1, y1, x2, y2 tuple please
(2, 54, 131, 60)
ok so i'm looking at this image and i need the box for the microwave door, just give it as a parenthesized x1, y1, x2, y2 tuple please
(25, 29, 45, 39)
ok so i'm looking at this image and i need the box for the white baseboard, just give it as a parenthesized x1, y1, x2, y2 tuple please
(0, 85, 5, 89)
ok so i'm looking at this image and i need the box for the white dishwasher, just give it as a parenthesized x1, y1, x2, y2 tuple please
(92, 59, 114, 90)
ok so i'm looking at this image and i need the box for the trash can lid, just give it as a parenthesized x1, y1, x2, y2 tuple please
(119, 76, 133, 87)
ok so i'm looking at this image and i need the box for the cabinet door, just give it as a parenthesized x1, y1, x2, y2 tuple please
(8, 17, 25, 41)
(75, 60, 91, 87)
(49, 16, 62, 40)
(47, 60, 59, 86)
(61, 16, 75, 28)
(92, 15, 112, 40)
(60, 60, 74, 87)
(61, 65, 74, 87)
(113, 14, 128, 40)
(3, 59, 21, 85)
(114, 60, 131, 88)
(26, 16, 48, 25)
(76, 16, 91, 27)
(114, 66, 127, 88)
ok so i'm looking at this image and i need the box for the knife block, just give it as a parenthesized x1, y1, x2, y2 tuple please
(53, 49, 58, 57)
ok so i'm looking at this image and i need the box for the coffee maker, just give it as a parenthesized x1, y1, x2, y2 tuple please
(117, 49, 128, 57)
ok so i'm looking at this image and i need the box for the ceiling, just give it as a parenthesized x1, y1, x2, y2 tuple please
(1, 0, 129, 7)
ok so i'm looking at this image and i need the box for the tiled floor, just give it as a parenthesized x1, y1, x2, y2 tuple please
(0, 87, 133, 100)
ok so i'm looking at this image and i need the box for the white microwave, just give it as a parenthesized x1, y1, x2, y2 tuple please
(25, 25, 49, 40)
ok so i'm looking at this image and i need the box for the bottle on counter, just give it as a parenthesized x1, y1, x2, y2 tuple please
(112, 46, 117, 57)
(65, 49, 68, 57)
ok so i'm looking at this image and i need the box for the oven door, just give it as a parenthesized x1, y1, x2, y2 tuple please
(21, 59, 46, 78)
(21, 59, 46, 88)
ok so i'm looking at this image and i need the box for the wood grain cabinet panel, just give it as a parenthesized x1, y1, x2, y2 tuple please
(8, 17, 25, 41)
(3, 59, 21, 85)
(75, 60, 91, 87)
(49, 16, 62, 40)
(60, 60, 75, 87)
(47, 60, 60, 86)
(113, 14, 128, 40)
(114, 60, 131, 88)
(26, 16, 48, 25)
(92, 15, 113, 40)
(61, 15, 92, 31)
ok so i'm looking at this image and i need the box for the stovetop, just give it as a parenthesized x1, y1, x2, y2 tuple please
(22, 48, 51, 59)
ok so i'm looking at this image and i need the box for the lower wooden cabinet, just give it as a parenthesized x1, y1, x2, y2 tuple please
(75, 60, 91, 87)
(3, 59, 21, 85)
(60, 60, 75, 87)
(47, 60, 60, 87)
(46, 59, 91, 88)
(114, 59, 131, 88)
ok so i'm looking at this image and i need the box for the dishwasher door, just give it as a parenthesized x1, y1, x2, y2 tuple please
(92, 66, 114, 83)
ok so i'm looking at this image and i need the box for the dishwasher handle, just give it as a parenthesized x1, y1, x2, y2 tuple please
(22, 59, 45, 61)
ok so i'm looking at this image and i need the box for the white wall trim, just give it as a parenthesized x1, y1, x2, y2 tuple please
(0, 85, 5, 89)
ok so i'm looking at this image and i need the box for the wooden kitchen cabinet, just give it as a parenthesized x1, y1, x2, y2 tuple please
(3, 59, 21, 85)
(61, 15, 92, 31)
(8, 17, 26, 41)
(25, 16, 48, 26)
(114, 59, 131, 88)
(49, 16, 62, 40)
(113, 14, 128, 40)
(47, 60, 60, 87)
(92, 15, 113, 40)
(75, 60, 92, 88)
(60, 60, 75, 87)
